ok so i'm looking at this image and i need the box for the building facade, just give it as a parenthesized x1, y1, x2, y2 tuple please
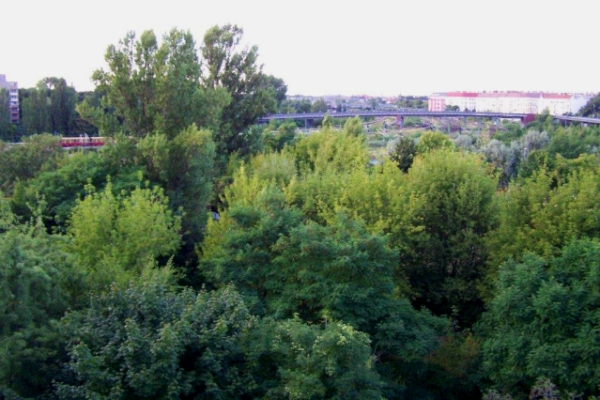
(445, 92, 478, 111)
(0, 74, 19, 124)
(430, 91, 586, 116)
(428, 93, 446, 111)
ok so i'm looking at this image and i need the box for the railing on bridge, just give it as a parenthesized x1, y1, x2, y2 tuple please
(258, 110, 530, 122)
(259, 111, 600, 126)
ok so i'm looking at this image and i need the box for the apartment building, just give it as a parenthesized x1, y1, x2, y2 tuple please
(428, 93, 446, 111)
(0, 74, 19, 124)
(430, 91, 585, 115)
(445, 92, 478, 111)
(538, 93, 572, 115)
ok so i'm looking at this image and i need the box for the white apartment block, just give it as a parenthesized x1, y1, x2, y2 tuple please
(445, 92, 478, 111)
(430, 91, 589, 116)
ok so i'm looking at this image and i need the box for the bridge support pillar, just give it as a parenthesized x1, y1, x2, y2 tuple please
(396, 116, 404, 129)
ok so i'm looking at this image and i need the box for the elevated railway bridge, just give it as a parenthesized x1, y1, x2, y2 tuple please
(258, 111, 600, 128)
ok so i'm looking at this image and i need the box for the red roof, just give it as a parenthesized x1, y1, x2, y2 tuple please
(541, 94, 571, 99)
(446, 92, 478, 97)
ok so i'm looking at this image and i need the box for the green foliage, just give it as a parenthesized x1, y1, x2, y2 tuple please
(372, 299, 450, 399)
(480, 139, 521, 186)
(263, 120, 298, 152)
(482, 239, 600, 398)
(280, 98, 312, 114)
(57, 283, 254, 399)
(45, 77, 78, 135)
(403, 150, 498, 326)
(200, 187, 303, 313)
(20, 87, 50, 135)
(423, 332, 483, 399)
(271, 213, 398, 330)
(492, 122, 524, 145)
(311, 97, 329, 113)
(202, 24, 278, 157)
(416, 131, 455, 154)
(249, 152, 298, 187)
(202, 186, 400, 331)
(15, 149, 142, 227)
(264, 75, 287, 106)
(20, 78, 78, 135)
(66, 182, 181, 291)
(0, 205, 77, 398)
(488, 167, 600, 268)
(245, 317, 384, 399)
(578, 93, 600, 117)
(547, 126, 590, 160)
(291, 128, 369, 174)
(321, 112, 334, 129)
(138, 125, 216, 243)
(390, 136, 418, 172)
(88, 29, 230, 138)
(482, 377, 593, 400)
(0, 134, 62, 195)
(343, 115, 364, 137)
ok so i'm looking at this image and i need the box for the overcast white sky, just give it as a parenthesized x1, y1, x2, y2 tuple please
(2, 0, 597, 96)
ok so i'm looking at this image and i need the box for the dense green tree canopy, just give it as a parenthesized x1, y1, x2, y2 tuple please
(85, 29, 230, 138)
(488, 166, 600, 268)
(201, 24, 278, 156)
(245, 317, 384, 400)
(0, 134, 63, 196)
(403, 149, 498, 326)
(0, 204, 77, 398)
(8, 21, 600, 400)
(482, 239, 600, 398)
(57, 283, 253, 399)
(20, 78, 78, 135)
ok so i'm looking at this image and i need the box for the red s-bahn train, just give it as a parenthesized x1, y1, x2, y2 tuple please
(60, 136, 106, 148)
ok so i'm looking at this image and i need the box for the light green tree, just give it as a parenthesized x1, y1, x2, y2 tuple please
(66, 182, 181, 291)
(416, 131, 455, 154)
(343, 115, 364, 137)
(488, 166, 600, 269)
(290, 128, 369, 174)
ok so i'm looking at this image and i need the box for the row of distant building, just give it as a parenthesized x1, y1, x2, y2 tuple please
(2, 72, 596, 127)
(428, 92, 595, 116)
(0, 74, 19, 124)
